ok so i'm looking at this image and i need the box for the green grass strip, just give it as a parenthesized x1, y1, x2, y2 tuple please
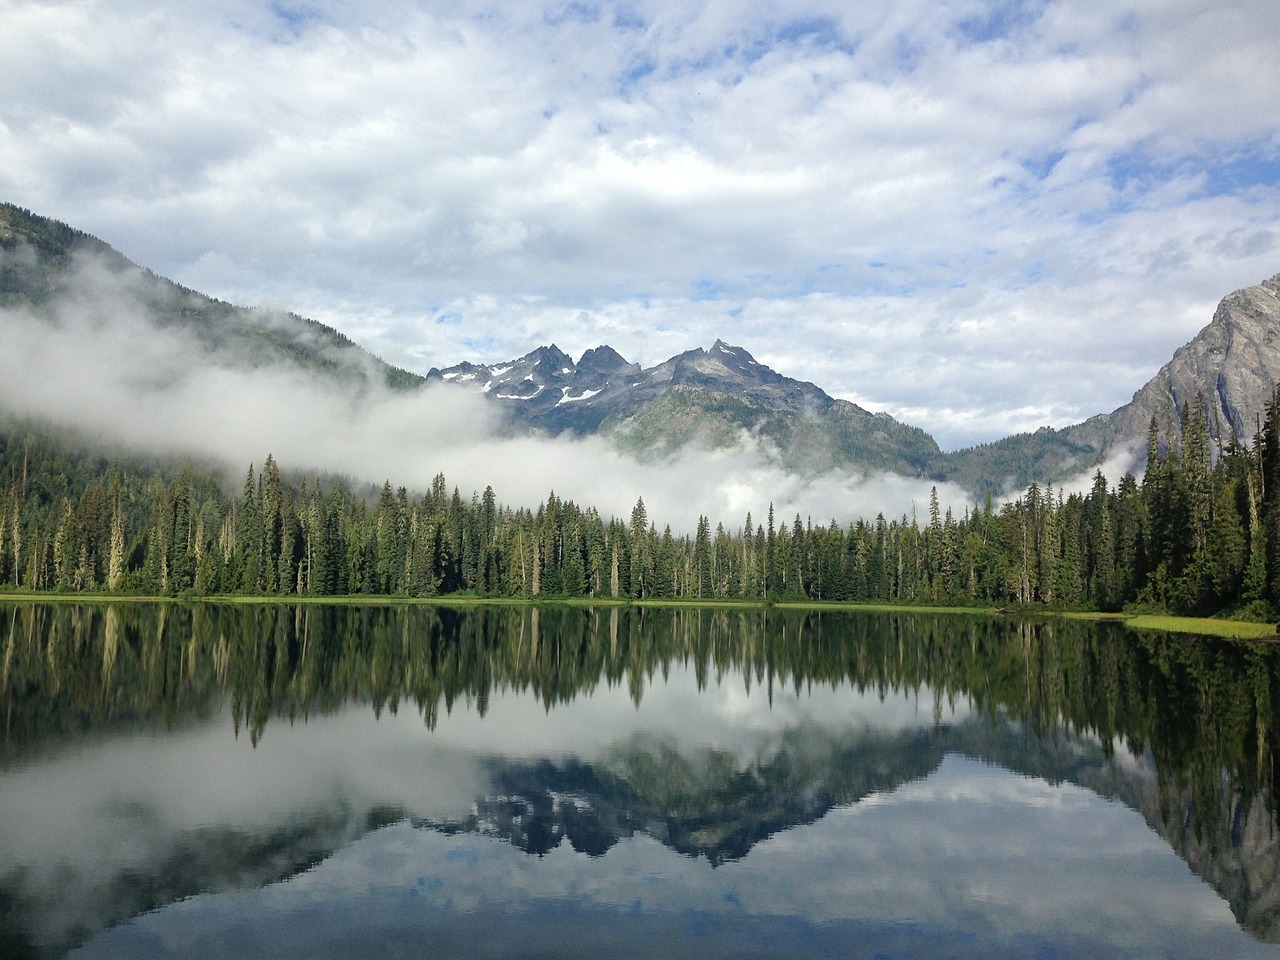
(1121, 614, 1278, 640)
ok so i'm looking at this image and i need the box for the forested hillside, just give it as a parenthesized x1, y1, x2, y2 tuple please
(3, 387, 1279, 618)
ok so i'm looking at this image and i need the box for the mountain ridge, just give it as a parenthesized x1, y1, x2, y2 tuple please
(936, 271, 1280, 491)
(427, 338, 943, 476)
(0, 202, 424, 393)
(4, 200, 1279, 497)
(434, 271, 1280, 493)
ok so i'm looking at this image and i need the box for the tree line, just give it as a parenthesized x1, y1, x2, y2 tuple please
(2, 387, 1280, 617)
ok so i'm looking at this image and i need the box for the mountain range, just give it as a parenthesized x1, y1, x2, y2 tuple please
(425, 339, 940, 476)
(425, 274, 1280, 492)
(4, 200, 1279, 496)
(0, 203, 422, 394)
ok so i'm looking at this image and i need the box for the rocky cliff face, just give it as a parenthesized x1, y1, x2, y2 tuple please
(938, 273, 1280, 493)
(1103, 273, 1280, 449)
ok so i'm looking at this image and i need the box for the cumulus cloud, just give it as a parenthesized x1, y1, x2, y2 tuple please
(2, 0, 1279, 450)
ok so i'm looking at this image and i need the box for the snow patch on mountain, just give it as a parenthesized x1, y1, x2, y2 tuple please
(558, 387, 602, 405)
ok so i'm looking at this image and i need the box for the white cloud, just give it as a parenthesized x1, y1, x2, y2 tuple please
(2, 0, 1279, 452)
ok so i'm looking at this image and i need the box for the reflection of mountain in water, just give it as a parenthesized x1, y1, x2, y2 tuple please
(414, 716, 1280, 938)
(1075, 754, 1280, 940)
(416, 726, 946, 865)
(0, 803, 403, 960)
(3, 602, 1280, 956)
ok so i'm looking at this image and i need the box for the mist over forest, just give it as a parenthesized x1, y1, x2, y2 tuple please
(0, 242, 982, 533)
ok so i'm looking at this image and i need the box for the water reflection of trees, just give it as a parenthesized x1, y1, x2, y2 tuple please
(2, 602, 1277, 842)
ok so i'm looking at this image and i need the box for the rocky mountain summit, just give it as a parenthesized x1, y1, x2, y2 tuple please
(429, 274, 1280, 494)
(1106, 272, 1280, 447)
(427, 339, 835, 432)
(428, 342, 638, 432)
(939, 272, 1280, 492)
(428, 339, 942, 475)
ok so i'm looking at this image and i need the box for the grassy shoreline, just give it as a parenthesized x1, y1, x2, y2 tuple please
(1, 590, 1274, 639)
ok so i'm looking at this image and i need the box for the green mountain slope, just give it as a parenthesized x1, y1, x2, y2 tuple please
(0, 203, 423, 392)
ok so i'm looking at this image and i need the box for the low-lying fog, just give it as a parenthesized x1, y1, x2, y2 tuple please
(0, 245, 1120, 530)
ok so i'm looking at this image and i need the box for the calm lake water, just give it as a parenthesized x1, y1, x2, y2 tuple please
(2, 602, 1279, 959)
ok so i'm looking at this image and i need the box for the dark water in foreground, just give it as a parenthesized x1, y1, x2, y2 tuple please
(2, 602, 1279, 959)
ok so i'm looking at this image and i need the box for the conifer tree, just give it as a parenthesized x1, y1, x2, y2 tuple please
(236, 463, 262, 593)
(693, 515, 711, 599)
(629, 498, 650, 598)
(260, 455, 283, 593)
(1260, 386, 1280, 608)
(107, 491, 125, 592)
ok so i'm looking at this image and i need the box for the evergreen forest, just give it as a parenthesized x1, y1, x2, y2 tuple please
(3, 388, 1280, 619)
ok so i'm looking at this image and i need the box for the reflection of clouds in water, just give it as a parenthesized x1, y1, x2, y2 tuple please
(6, 659, 1265, 959)
(69, 757, 1269, 960)
(0, 664, 963, 921)
(425, 663, 972, 763)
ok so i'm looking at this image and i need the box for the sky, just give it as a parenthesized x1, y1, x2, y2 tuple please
(2, 0, 1280, 453)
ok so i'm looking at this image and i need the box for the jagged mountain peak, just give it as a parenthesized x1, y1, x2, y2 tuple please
(648, 340, 772, 382)
(428, 338, 938, 474)
(577, 344, 634, 372)
(432, 339, 802, 408)
(525, 343, 573, 367)
(710, 338, 757, 361)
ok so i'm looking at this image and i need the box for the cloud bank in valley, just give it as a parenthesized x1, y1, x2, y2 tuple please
(2, 1, 1279, 449)
(0, 247, 974, 532)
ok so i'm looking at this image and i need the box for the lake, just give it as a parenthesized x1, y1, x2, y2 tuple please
(1, 602, 1278, 958)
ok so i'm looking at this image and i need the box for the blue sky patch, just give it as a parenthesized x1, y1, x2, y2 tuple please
(461, 335, 499, 354)
(736, 17, 852, 66)
(775, 16, 847, 50)
(956, 0, 1048, 45)
(1106, 141, 1280, 209)
(620, 56, 656, 92)
(1201, 145, 1280, 196)
(693, 278, 727, 301)
(267, 1, 328, 39)
(612, 6, 646, 31)
(543, 3, 601, 28)
(1021, 149, 1066, 181)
